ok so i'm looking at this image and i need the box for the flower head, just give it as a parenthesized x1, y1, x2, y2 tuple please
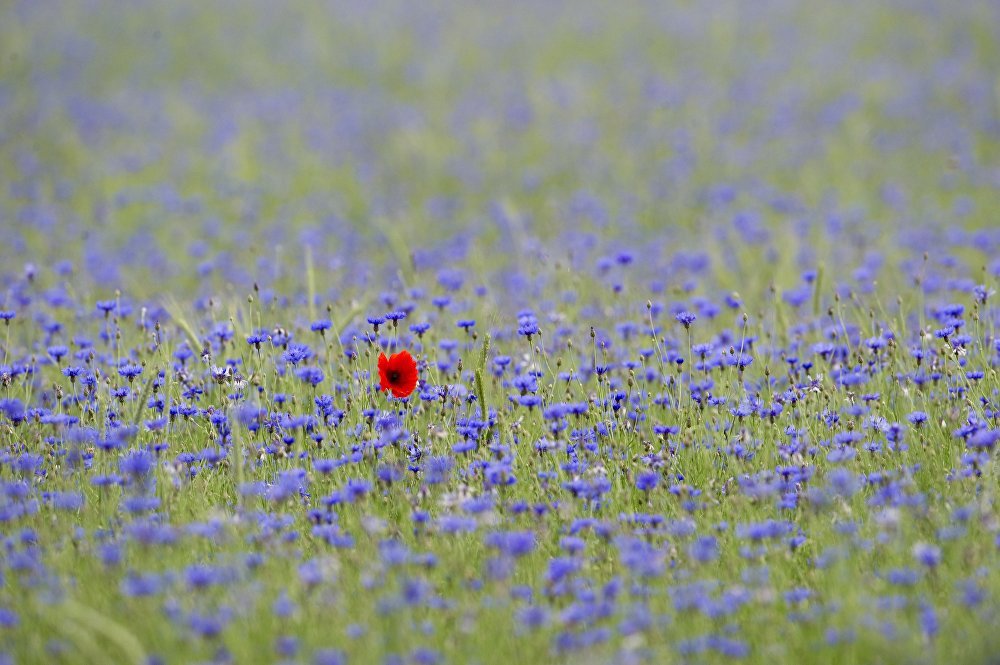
(378, 350, 418, 399)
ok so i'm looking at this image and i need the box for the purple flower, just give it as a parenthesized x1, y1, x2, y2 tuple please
(675, 311, 697, 328)
(120, 448, 156, 479)
(635, 470, 659, 492)
(912, 542, 942, 568)
(485, 531, 535, 558)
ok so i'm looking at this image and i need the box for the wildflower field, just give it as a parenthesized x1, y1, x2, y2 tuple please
(2, 1, 1000, 663)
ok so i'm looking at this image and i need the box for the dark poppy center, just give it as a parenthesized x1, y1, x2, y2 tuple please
(388, 370, 400, 382)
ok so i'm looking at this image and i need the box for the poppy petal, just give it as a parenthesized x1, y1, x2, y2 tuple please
(380, 349, 419, 398)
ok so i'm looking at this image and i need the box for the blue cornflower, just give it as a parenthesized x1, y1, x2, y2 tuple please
(376, 465, 403, 484)
(174, 345, 193, 364)
(97, 542, 122, 568)
(271, 329, 293, 347)
(972, 284, 993, 304)
(118, 364, 143, 382)
(546, 557, 580, 583)
(121, 495, 160, 513)
(735, 520, 793, 541)
(912, 542, 942, 568)
(120, 448, 156, 479)
(517, 606, 549, 630)
(295, 366, 325, 386)
(635, 470, 659, 491)
(246, 331, 268, 348)
(559, 536, 586, 554)
(275, 636, 299, 658)
(517, 321, 539, 340)
(968, 429, 999, 450)
(543, 404, 568, 421)
(675, 311, 697, 328)
(313, 458, 337, 475)
(512, 374, 538, 394)
(48, 345, 68, 362)
(692, 343, 713, 358)
(313, 649, 347, 665)
(485, 531, 535, 558)
(185, 564, 235, 590)
(410, 648, 441, 665)
(423, 457, 452, 484)
(61, 365, 85, 382)
(0, 398, 25, 426)
(689, 536, 719, 563)
(121, 573, 163, 597)
(727, 353, 754, 370)
(188, 610, 230, 639)
(517, 395, 542, 409)
(282, 344, 314, 365)
(437, 268, 464, 291)
(273, 593, 296, 618)
(48, 491, 84, 511)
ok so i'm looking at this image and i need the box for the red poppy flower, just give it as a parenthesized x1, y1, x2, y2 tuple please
(378, 350, 418, 398)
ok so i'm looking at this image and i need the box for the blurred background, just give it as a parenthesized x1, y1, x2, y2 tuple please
(1, 0, 998, 305)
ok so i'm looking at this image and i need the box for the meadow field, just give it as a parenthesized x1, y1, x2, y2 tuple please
(1, 1, 999, 663)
